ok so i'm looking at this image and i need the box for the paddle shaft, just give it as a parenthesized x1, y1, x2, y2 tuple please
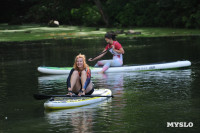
(34, 94, 113, 100)
(48, 94, 112, 97)
(91, 48, 111, 60)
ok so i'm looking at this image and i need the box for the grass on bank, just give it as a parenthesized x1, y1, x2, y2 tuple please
(0, 23, 200, 42)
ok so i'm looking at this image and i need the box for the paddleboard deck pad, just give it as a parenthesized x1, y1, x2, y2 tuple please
(44, 89, 112, 110)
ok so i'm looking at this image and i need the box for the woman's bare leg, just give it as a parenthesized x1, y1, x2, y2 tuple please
(70, 70, 81, 94)
(79, 71, 93, 95)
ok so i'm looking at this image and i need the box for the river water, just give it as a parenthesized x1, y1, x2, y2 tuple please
(0, 36, 200, 133)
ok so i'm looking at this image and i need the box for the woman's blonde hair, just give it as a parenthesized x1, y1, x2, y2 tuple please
(73, 54, 89, 70)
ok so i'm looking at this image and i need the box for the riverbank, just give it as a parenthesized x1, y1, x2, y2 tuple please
(0, 23, 200, 42)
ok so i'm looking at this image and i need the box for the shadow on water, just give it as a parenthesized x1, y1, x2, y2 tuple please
(1, 36, 200, 66)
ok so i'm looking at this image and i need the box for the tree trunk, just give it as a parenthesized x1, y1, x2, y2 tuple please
(94, 0, 109, 26)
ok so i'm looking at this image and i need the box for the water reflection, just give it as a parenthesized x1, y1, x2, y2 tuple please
(45, 99, 111, 133)
(37, 68, 193, 132)
(1, 36, 199, 133)
(38, 75, 67, 94)
(38, 69, 192, 98)
(123, 69, 192, 101)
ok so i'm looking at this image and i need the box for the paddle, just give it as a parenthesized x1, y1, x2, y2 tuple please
(90, 48, 112, 61)
(34, 94, 114, 100)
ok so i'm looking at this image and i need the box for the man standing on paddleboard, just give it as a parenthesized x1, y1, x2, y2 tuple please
(88, 33, 125, 73)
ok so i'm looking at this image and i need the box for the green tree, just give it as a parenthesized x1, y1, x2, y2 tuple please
(71, 4, 101, 26)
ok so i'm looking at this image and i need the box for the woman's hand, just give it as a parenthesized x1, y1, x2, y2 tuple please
(88, 58, 93, 61)
(112, 47, 124, 54)
(112, 45, 115, 49)
(112, 45, 118, 52)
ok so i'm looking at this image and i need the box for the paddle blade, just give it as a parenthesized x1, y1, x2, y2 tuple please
(33, 94, 51, 100)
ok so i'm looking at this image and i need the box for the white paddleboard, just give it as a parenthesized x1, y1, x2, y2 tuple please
(44, 89, 112, 110)
(38, 60, 191, 75)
